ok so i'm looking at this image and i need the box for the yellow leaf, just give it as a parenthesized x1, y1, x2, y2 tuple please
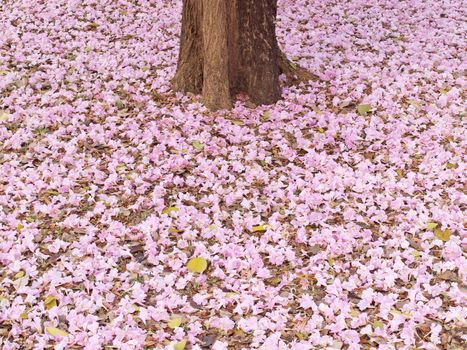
(396, 169, 404, 177)
(168, 227, 184, 234)
(46, 327, 68, 337)
(162, 207, 179, 215)
(412, 250, 421, 259)
(316, 127, 326, 133)
(434, 227, 451, 242)
(44, 296, 57, 310)
(372, 320, 384, 330)
(208, 224, 217, 230)
(187, 257, 208, 273)
(192, 140, 204, 151)
(20, 312, 28, 319)
(116, 164, 126, 172)
(357, 104, 372, 115)
(0, 112, 9, 122)
(234, 329, 245, 336)
(268, 277, 281, 285)
(390, 308, 411, 318)
(168, 317, 183, 329)
(174, 340, 187, 350)
(45, 189, 60, 195)
(446, 162, 458, 169)
(350, 309, 360, 317)
(252, 224, 270, 233)
(426, 222, 438, 230)
(261, 111, 271, 121)
(297, 274, 317, 283)
(14, 271, 25, 279)
(17, 223, 22, 231)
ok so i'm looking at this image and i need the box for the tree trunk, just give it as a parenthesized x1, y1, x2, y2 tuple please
(172, 0, 313, 111)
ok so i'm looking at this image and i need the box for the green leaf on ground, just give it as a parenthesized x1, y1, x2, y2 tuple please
(357, 104, 372, 115)
(192, 140, 204, 151)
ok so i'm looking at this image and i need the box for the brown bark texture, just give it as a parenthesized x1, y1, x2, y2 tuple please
(172, 0, 314, 110)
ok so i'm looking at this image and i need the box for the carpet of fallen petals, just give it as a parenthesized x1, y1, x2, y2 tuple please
(0, 0, 466, 349)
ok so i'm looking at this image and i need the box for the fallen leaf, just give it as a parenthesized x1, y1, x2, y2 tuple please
(350, 309, 360, 317)
(308, 245, 321, 255)
(390, 309, 411, 318)
(46, 327, 68, 337)
(168, 227, 184, 234)
(437, 270, 457, 281)
(174, 340, 187, 350)
(200, 333, 218, 347)
(116, 164, 126, 172)
(434, 227, 451, 242)
(261, 111, 271, 121)
(372, 320, 384, 330)
(115, 100, 125, 110)
(192, 140, 204, 151)
(162, 207, 179, 215)
(357, 104, 372, 115)
(168, 317, 183, 329)
(426, 222, 438, 230)
(187, 257, 208, 273)
(14, 271, 25, 279)
(0, 112, 9, 122)
(13, 275, 29, 290)
(252, 224, 270, 233)
(44, 296, 58, 310)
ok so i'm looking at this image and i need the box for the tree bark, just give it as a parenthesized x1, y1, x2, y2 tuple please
(172, 0, 314, 110)
(172, 0, 204, 94)
(202, 0, 232, 110)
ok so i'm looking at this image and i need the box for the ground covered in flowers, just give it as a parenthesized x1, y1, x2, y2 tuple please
(0, 0, 466, 349)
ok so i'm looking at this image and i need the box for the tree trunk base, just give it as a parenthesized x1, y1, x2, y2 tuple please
(172, 0, 317, 111)
(278, 51, 319, 86)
